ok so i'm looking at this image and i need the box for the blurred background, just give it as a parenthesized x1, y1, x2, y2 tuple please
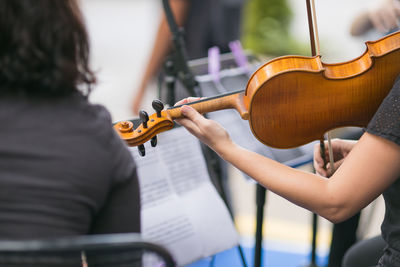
(80, 0, 387, 266)
(82, 0, 378, 121)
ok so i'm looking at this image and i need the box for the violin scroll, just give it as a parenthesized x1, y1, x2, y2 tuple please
(113, 99, 174, 154)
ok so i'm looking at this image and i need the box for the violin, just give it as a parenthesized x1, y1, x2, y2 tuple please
(115, 2, 400, 156)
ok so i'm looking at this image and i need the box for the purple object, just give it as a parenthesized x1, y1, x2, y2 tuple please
(229, 40, 249, 72)
(208, 46, 221, 82)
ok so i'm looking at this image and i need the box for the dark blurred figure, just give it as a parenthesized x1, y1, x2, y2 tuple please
(131, 0, 245, 115)
(0, 0, 140, 239)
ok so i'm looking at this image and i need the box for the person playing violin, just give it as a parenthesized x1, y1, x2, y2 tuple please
(174, 74, 400, 265)
(0, 0, 140, 239)
(325, 1, 400, 265)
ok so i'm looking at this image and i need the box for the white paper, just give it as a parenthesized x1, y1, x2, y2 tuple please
(130, 127, 239, 266)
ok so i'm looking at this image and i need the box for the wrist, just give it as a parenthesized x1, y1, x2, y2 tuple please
(214, 140, 238, 161)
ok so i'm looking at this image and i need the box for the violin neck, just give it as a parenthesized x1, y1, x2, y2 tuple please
(166, 90, 249, 120)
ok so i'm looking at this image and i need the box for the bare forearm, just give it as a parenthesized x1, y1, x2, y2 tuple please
(141, 0, 189, 82)
(218, 143, 346, 222)
(177, 98, 400, 225)
(133, 0, 189, 112)
(350, 12, 373, 36)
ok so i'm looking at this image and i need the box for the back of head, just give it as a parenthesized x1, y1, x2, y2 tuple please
(0, 0, 96, 97)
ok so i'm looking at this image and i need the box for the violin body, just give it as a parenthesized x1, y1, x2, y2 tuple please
(114, 31, 400, 149)
(246, 30, 400, 148)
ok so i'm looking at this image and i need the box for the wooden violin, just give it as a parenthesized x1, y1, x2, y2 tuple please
(115, 2, 400, 155)
(115, 30, 400, 148)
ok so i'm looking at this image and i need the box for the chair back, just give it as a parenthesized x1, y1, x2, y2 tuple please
(0, 233, 175, 267)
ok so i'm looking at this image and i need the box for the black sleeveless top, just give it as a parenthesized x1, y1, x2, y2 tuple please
(366, 76, 400, 266)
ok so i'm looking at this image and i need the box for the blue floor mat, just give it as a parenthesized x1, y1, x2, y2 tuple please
(185, 245, 328, 267)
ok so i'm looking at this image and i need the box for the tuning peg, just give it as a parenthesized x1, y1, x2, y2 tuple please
(150, 136, 157, 147)
(138, 144, 145, 157)
(139, 110, 149, 128)
(152, 100, 164, 118)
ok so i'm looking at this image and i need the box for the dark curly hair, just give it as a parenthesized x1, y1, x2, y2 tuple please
(0, 0, 96, 96)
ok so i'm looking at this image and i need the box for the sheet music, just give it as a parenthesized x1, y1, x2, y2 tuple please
(130, 127, 239, 266)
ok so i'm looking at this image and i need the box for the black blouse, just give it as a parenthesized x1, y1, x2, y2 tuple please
(0, 93, 140, 239)
(366, 76, 400, 266)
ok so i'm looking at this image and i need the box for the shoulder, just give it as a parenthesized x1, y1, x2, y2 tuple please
(67, 93, 112, 122)
(388, 75, 400, 96)
(68, 94, 137, 183)
(366, 76, 400, 147)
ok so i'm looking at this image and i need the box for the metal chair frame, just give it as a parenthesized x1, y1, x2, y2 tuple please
(0, 233, 175, 267)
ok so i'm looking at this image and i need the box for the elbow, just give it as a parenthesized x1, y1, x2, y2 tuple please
(317, 182, 361, 224)
(323, 209, 351, 224)
(319, 199, 357, 224)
